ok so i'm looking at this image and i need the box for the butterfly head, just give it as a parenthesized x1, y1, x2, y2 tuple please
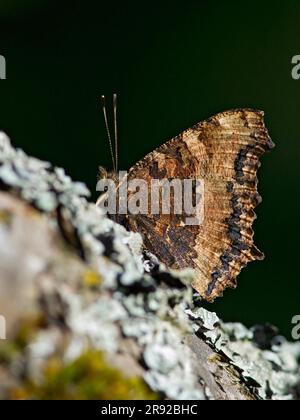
(98, 165, 119, 185)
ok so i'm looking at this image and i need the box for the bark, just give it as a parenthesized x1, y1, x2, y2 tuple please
(0, 133, 299, 400)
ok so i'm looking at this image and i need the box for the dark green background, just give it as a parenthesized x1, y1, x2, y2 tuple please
(0, 0, 299, 337)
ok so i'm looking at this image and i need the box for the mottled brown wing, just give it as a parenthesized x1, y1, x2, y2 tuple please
(127, 109, 274, 301)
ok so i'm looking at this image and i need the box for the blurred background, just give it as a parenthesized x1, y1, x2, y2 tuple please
(0, 0, 299, 337)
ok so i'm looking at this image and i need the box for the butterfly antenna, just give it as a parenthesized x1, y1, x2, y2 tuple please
(101, 95, 116, 172)
(113, 93, 119, 172)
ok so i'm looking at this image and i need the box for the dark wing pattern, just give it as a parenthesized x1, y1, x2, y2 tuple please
(126, 109, 274, 301)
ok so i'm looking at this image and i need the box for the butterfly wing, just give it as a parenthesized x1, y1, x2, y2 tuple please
(126, 109, 274, 301)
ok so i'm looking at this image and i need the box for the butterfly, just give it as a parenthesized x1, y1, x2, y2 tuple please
(96, 95, 274, 302)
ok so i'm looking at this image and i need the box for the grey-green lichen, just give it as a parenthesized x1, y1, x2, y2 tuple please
(10, 350, 158, 400)
(0, 131, 299, 400)
(0, 132, 203, 400)
(189, 308, 300, 400)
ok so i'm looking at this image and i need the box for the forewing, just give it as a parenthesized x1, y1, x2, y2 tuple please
(127, 109, 274, 301)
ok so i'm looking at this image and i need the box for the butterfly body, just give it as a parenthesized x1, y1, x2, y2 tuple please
(98, 108, 274, 302)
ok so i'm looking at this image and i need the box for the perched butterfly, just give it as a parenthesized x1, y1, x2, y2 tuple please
(96, 95, 274, 302)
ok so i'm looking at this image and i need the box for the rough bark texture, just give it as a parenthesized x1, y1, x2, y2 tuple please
(0, 132, 299, 400)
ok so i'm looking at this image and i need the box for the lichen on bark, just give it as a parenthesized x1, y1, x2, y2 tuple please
(0, 132, 299, 400)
